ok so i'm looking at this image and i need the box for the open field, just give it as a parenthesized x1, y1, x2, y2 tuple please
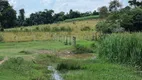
(1, 19, 101, 42)
(0, 40, 142, 80)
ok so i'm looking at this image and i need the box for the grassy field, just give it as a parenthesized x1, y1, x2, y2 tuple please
(0, 40, 141, 80)
(0, 19, 100, 42)
(0, 18, 142, 80)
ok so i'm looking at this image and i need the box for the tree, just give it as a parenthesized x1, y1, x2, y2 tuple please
(19, 9, 25, 21)
(18, 9, 25, 26)
(128, 0, 142, 7)
(0, 0, 16, 28)
(98, 6, 108, 18)
(93, 10, 99, 15)
(109, 0, 122, 11)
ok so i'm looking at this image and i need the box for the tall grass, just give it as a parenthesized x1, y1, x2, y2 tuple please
(97, 33, 142, 69)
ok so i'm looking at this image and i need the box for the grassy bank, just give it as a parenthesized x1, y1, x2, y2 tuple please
(97, 33, 142, 69)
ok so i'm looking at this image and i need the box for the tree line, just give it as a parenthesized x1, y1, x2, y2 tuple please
(96, 0, 142, 33)
(0, 0, 99, 29)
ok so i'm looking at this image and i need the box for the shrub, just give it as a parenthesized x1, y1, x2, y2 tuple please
(0, 56, 4, 61)
(57, 60, 84, 71)
(60, 26, 72, 32)
(73, 44, 93, 54)
(52, 27, 60, 32)
(97, 33, 142, 69)
(81, 26, 91, 31)
(2, 57, 24, 70)
(0, 34, 3, 42)
(19, 50, 33, 54)
(41, 27, 51, 32)
(96, 20, 124, 33)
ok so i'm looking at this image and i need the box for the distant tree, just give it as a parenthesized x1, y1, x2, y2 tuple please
(69, 9, 81, 18)
(98, 6, 108, 18)
(93, 10, 99, 15)
(109, 0, 122, 11)
(128, 0, 142, 7)
(0, 0, 16, 28)
(17, 9, 25, 26)
(19, 9, 25, 21)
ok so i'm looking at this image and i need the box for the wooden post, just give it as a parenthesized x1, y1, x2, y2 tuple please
(92, 35, 95, 41)
(73, 36, 76, 46)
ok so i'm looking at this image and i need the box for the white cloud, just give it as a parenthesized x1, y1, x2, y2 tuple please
(9, 0, 17, 8)
(8, 0, 128, 17)
(40, 0, 53, 5)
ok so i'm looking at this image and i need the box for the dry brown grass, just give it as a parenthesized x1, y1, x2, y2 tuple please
(2, 19, 101, 42)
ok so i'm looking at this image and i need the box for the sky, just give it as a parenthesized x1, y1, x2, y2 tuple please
(8, 0, 129, 17)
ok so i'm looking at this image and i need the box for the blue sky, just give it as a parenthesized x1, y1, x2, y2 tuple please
(8, 0, 129, 17)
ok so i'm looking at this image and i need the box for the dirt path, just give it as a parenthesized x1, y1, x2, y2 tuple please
(0, 57, 8, 65)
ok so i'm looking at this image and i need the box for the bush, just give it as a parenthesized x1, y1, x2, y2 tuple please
(0, 56, 4, 61)
(0, 34, 3, 42)
(41, 27, 51, 32)
(19, 50, 33, 54)
(60, 26, 72, 32)
(52, 27, 60, 32)
(81, 26, 91, 31)
(57, 60, 84, 71)
(2, 57, 24, 70)
(96, 21, 123, 33)
(97, 33, 142, 69)
(73, 44, 93, 54)
(106, 7, 142, 32)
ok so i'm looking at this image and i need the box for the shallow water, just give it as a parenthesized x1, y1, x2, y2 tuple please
(48, 66, 63, 80)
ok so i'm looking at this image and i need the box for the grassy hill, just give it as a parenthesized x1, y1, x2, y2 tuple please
(3, 19, 101, 42)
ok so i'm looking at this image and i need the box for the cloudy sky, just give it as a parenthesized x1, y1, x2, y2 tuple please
(8, 0, 129, 17)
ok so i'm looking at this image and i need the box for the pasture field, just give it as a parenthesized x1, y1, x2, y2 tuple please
(0, 40, 142, 80)
(0, 19, 101, 42)
(0, 19, 142, 80)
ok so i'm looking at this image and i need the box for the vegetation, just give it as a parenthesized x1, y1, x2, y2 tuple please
(64, 15, 99, 22)
(97, 33, 142, 70)
(0, 0, 142, 80)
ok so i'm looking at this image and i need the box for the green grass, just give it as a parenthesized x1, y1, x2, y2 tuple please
(0, 41, 71, 57)
(97, 33, 142, 69)
(0, 39, 142, 80)
(62, 59, 142, 80)
(64, 15, 99, 22)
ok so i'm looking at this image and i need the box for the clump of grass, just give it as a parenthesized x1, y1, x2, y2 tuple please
(81, 26, 91, 31)
(57, 60, 84, 71)
(0, 56, 4, 61)
(19, 50, 33, 54)
(97, 33, 142, 69)
(0, 34, 3, 42)
(73, 44, 93, 54)
(0, 57, 51, 80)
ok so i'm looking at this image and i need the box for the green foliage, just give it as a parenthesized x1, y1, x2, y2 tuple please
(0, 0, 16, 28)
(0, 56, 4, 61)
(98, 6, 108, 18)
(97, 33, 142, 69)
(57, 60, 84, 71)
(73, 44, 93, 54)
(109, 0, 122, 11)
(97, 7, 142, 33)
(19, 50, 33, 54)
(0, 34, 3, 42)
(0, 57, 51, 80)
(64, 15, 99, 22)
(96, 21, 124, 33)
